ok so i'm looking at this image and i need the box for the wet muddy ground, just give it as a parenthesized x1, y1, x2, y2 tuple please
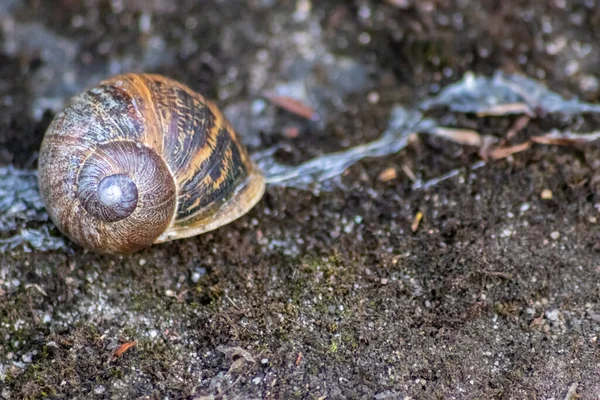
(1, 0, 599, 399)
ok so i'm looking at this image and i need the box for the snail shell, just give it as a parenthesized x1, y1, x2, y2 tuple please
(38, 73, 265, 254)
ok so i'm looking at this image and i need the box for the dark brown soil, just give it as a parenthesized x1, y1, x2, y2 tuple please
(1, 1, 599, 399)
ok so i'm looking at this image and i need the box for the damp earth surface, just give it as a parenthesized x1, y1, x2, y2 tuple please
(1, 1, 600, 399)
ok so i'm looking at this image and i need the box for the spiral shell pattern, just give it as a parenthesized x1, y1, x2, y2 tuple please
(38, 73, 265, 254)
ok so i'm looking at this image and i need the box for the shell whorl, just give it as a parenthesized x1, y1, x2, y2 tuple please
(38, 73, 265, 254)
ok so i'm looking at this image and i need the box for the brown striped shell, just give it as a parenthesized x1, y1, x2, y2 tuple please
(38, 73, 265, 254)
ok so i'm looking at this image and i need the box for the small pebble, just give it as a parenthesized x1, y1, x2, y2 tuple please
(358, 32, 371, 45)
(191, 272, 202, 283)
(93, 386, 106, 395)
(541, 189, 553, 200)
(550, 231, 560, 240)
(545, 309, 559, 321)
(139, 13, 152, 34)
(378, 167, 397, 182)
(252, 377, 262, 385)
(139, 258, 147, 266)
(367, 91, 380, 104)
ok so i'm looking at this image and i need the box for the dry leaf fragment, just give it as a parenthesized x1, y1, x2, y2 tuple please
(504, 115, 531, 142)
(283, 126, 300, 138)
(402, 165, 417, 181)
(264, 93, 318, 120)
(112, 341, 137, 359)
(476, 103, 536, 118)
(25, 283, 47, 296)
(430, 127, 482, 147)
(531, 130, 600, 145)
(215, 346, 257, 374)
(482, 141, 532, 160)
(295, 352, 303, 366)
(384, 0, 411, 8)
(216, 346, 256, 363)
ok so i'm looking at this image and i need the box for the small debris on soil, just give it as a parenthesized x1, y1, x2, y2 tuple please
(1, 1, 600, 399)
(111, 341, 137, 360)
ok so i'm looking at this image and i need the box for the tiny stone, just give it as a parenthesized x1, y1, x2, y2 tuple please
(139, 13, 152, 34)
(550, 231, 560, 240)
(261, 358, 269, 364)
(93, 386, 106, 395)
(565, 60, 579, 76)
(377, 167, 397, 182)
(367, 91, 380, 104)
(251, 99, 266, 115)
(541, 189, 553, 200)
(500, 229, 512, 238)
(22, 353, 32, 363)
(148, 330, 158, 339)
(358, 5, 371, 18)
(519, 203, 530, 213)
(358, 32, 371, 45)
(579, 74, 599, 92)
(252, 377, 262, 385)
(191, 272, 201, 283)
(545, 309, 559, 321)
(12, 361, 25, 369)
(380, 278, 389, 285)
(71, 15, 85, 28)
(139, 258, 147, 266)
